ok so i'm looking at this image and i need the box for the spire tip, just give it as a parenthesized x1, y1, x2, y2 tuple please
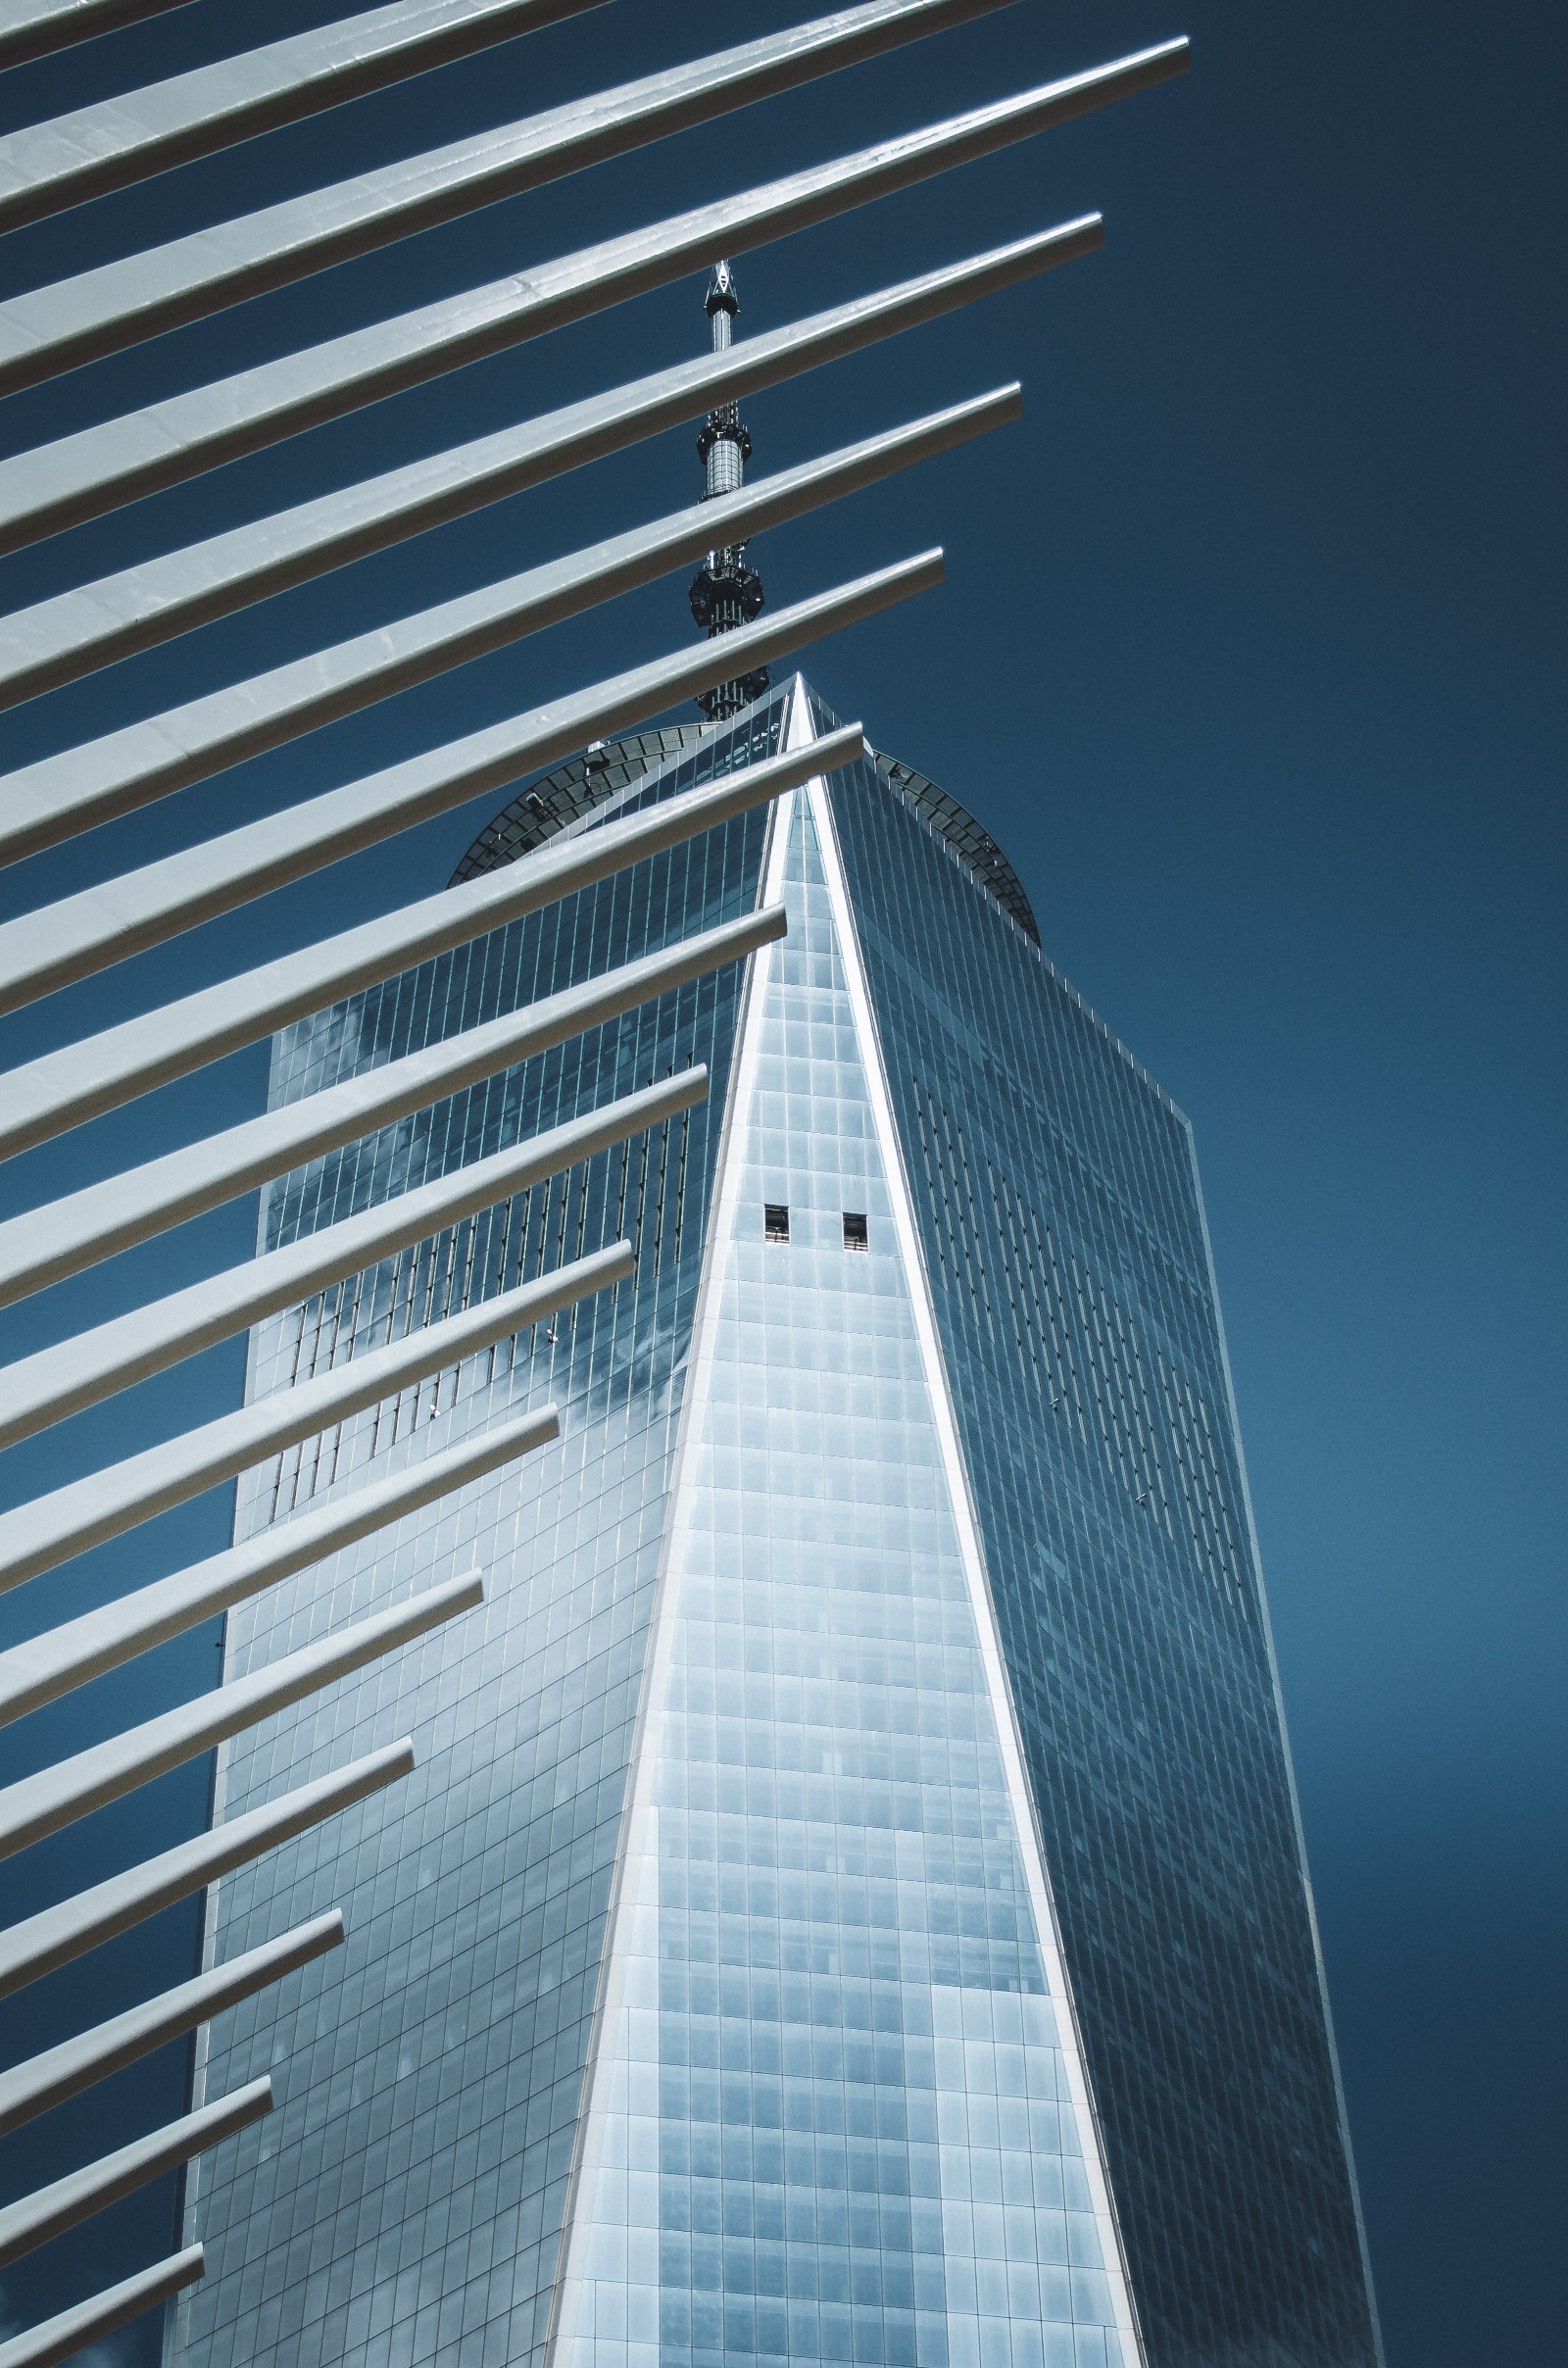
(705, 258, 739, 321)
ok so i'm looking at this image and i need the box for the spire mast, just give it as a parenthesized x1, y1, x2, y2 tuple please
(688, 260, 768, 720)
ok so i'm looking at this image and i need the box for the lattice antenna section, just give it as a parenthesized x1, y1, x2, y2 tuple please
(689, 259, 771, 720)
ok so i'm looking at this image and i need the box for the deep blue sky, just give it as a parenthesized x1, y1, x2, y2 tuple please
(0, 2, 1563, 2363)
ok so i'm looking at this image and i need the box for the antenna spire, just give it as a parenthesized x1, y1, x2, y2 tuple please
(689, 260, 767, 721)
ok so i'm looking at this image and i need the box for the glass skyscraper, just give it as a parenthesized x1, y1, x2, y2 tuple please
(172, 676, 1382, 2368)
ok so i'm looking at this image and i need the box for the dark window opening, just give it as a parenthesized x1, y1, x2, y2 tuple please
(764, 1204, 790, 1244)
(843, 1211, 868, 1252)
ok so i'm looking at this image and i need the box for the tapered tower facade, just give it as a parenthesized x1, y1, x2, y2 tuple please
(173, 668, 1380, 2368)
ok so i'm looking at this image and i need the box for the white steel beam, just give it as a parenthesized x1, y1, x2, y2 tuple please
(0, 46, 1184, 549)
(0, 0, 1018, 390)
(0, 1249, 621, 1594)
(0, 1749, 412, 1996)
(0, 1412, 554, 1727)
(0, 2247, 205, 2368)
(0, 659, 885, 1159)
(0, 0, 613, 232)
(0, 398, 1008, 865)
(0, 755, 844, 1179)
(0, 227, 1094, 707)
(0, 1, 187, 74)
(0, 2083, 272, 2265)
(0, 903, 801, 1306)
(0, 1918, 343, 2135)
(0, 1066, 709, 1450)
(0, 691, 848, 1017)
(0, 1575, 482, 1859)
(0, 585, 873, 929)
(1, 699, 843, 1036)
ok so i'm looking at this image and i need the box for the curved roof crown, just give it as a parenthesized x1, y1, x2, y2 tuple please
(449, 714, 1040, 945)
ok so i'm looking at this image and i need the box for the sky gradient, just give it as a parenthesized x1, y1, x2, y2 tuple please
(0, 2, 1563, 2362)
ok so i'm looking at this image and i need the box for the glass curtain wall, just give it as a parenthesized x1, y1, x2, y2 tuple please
(818, 689, 1381, 2368)
(174, 674, 1380, 2368)
(173, 699, 787, 2368)
(554, 776, 1141, 2368)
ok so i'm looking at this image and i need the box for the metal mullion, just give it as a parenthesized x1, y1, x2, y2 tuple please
(930, 1104, 963, 1293)
(321, 1411, 348, 1497)
(1172, 1399, 1210, 1565)
(268, 1443, 300, 1527)
(389, 1242, 420, 1352)
(987, 1164, 1031, 1376)
(455, 1214, 480, 1323)
(300, 1405, 330, 1510)
(416, 1232, 445, 1334)
(1089, 1288, 1122, 1449)
(1015, 1202, 1059, 1401)
(1046, 1228, 1089, 1445)
(649, 1117, 673, 1276)
(282, 1301, 312, 1392)
(338, 1261, 371, 1367)
(937, 1106, 983, 1320)
(570, 1160, 592, 1269)
(672, 1108, 692, 1266)
(1002, 1184, 1047, 1397)
(958, 1140, 997, 1340)
(1193, 1393, 1242, 1561)
(612, 1141, 631, 1247)
(552, 1167, 571, 1272)
(1190, 1387, 1226, 1546)
(526, 1179, 554, 1288)
(1157, 1353, 1199, 1531)
(627, 1130, 652, 1275)
(1128, 1328, 1172, 1529)
(912, 1092, 945, 1275)
(1017, 1200, 1060, 1406)
(1183, 1398, 1227, 1590)
(300, 1284, 333, 1385)
(1074, 1267, 1117, 1471)
(1022, 1205, 1054, 1376)
(1106, 1302, 1147, 1492)
(503, 1190, 531, 1292)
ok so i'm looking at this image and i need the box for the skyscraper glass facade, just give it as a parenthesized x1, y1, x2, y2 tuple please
(173, 680, 1380, 2368)
(816, 690, 1380, 2368)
